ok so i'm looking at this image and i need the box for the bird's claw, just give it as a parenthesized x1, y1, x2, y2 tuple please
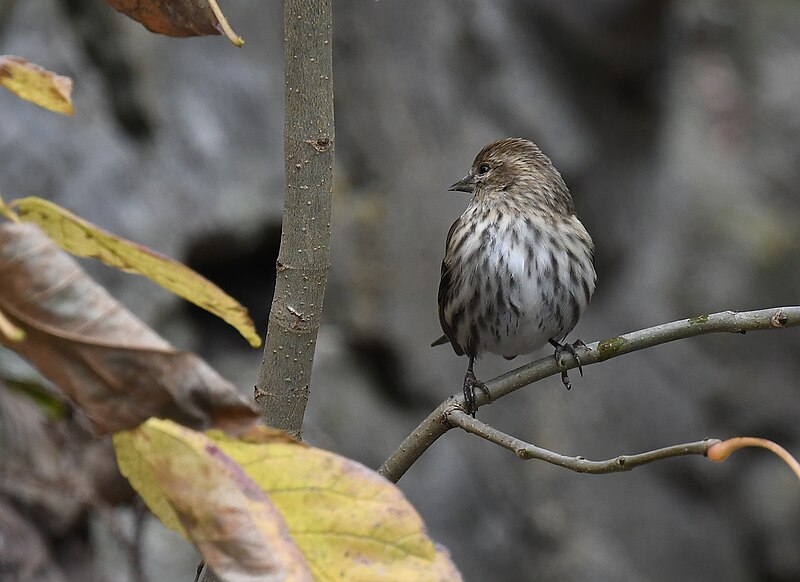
(463, 369, 490, 417)
(551, 339, 586, 390)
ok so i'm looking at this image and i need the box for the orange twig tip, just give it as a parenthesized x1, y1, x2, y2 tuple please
(708, 437, 800, 480)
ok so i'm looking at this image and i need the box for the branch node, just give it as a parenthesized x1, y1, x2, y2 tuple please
(702, 438, 722, 456)
(771, 309, 788, 328)
(307, 137, 332, 152)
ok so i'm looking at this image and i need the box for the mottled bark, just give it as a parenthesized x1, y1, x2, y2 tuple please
(255, 0, 334, 439)
(199, 1, 333, 580)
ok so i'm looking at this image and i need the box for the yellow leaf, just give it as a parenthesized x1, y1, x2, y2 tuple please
(212, 425, 462, 582)
(114, 419, 312, 581)
(115, 421, 462, 581)
(0, 193, 19, 222)
(10, 197, 262, 348)
(0, 56, 74, 115)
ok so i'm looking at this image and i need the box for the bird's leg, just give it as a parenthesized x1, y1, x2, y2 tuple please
(463, 356, 490, 417)
(549, 338, 586, 390)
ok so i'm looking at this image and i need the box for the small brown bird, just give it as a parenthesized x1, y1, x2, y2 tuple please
(433, 137, 596, 416)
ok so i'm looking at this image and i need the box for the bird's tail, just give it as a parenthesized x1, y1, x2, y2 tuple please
(430, 334, 450, 347)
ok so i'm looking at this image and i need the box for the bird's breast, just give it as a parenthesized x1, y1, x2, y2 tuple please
(444, 205, 595, 357)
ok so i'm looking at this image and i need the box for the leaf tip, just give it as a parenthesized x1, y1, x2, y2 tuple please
(0, 309, 25, 342)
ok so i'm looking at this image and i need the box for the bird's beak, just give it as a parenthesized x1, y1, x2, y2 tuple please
(448, 174, 475, 193)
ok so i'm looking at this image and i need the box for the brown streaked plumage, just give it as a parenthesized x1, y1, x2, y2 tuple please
(434, 137, 596, 416)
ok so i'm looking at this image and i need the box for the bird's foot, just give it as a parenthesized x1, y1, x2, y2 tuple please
(549, 339, 586, 390)
(463, 369, 490, 417)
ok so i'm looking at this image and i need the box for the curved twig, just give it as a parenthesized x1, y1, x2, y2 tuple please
(378, 306, 800, 482)
(447, 409, 719, 473)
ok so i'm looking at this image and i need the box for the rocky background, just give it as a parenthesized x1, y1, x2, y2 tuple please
(1, 0, 799, 581)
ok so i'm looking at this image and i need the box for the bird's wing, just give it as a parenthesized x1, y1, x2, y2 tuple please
(434, 218, 465, 356)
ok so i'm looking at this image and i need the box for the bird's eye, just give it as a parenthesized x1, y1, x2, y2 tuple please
(477, 163, 490, 176)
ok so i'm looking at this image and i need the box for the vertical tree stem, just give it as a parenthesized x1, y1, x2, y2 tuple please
(255, 0, 333, 438)
(198, 2, 333, 579)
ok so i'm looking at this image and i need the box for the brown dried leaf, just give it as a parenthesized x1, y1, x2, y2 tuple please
(0, 55, 74, 115)
(105, 0, 243, 46)
(0, 222, 258, 435)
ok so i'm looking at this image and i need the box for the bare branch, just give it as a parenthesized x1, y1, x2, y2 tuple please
(447, 409, 719, 473)
(202, 1, 332, 581)
(255, 0, 334, 439)
(379, 306, 800, 482)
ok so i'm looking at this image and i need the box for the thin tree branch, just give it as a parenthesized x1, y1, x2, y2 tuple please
(255, 0, 334, 439)
(379, 306, 800, 482)
(200, 2, 332, 581)
(447, 409, 719, 473)
(130, 498, 148, 582)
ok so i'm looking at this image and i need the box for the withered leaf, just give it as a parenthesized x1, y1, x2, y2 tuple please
(105, 0, 243, 46)
(0, 222, 258, 435)
(116, 421, 462, 582)
(0, 55, 73, 115)
(213, 426, 463, 582)
(10, 196, 261, 348)
(115, 420, 312, 582)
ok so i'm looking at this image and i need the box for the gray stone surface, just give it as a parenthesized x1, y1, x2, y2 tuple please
(1, 1, 799, 581)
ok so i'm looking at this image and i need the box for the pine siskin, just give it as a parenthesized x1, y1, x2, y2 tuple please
(432, 137, 597, 416)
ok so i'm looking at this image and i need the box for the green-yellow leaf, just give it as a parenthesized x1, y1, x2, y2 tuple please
(0, 56, 74, 115)
(211, 426, 461, 581)
(10, 196, 261, 348)
(0, 193, 19, 221)
(114, 419, 311, 581)
(115, 420, 461, 582)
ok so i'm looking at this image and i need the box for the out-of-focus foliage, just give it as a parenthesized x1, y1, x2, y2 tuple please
(115, 419, 462, 582)
(0, 55, 73, 115)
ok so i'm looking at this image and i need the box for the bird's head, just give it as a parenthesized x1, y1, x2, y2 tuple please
(448, 137, 574, 214)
